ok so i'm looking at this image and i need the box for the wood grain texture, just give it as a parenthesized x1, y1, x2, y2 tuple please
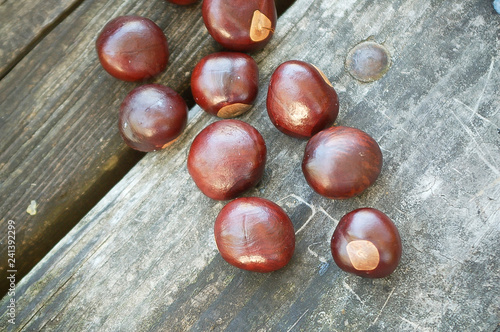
(0, 0, 211, 295)
(0, 0, 294, 297)
(0, 0, 84, 78)
(1, 0, 500, 331)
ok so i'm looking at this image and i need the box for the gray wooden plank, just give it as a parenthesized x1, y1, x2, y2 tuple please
(0, 0, 84, 78)
(2, 0, 499, 331)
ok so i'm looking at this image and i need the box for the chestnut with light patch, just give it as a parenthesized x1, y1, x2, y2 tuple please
(331, 208, 402, 278)
(191, 52, 259, 118)
(202, 0, 277, 52)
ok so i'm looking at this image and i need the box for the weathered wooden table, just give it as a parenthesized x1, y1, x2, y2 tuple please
(1, 0, 499, 330)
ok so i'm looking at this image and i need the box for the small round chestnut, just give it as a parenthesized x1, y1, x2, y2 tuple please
(302, 126, 382, 199)
(187, 120, 266, 200)
(119, 84, 188, 152)
(96, 16, 169, 81)
(202, 0, 277, 52)
(214, 197, 295, 272)
(191, 52, 259, 118)
(267, 60, 339, 139)
(331, 208, 402, 278)
(166, 0, 197, 4)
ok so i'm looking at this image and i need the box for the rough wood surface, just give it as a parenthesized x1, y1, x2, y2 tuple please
(2, 0, 500, 330)
(0, 0, 207, 295)
(0, 0, 84, 78)
(0, 0, 295, 296)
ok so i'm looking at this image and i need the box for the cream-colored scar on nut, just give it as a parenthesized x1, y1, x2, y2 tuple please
(161, 136, 180, 150)
(217, 103, 252, 118)
(250, 10, 273, 42)
(346, 240, 380, 271)
(312, 64, 333, 87)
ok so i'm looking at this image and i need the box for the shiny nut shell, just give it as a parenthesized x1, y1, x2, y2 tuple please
(187, 120, 266, 200)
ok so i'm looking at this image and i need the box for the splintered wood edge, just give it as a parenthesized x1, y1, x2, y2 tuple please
(312, 64, 333, 87)
(217, 103, 253, 118)
(250, 10, 273, 42)
(346, 240, 380, 271)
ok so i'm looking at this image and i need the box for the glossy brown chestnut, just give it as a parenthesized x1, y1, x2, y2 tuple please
(166, 0, 197, 4)
(331, 208, 402, 278)
(214, 197, 295, 272)
(96, 16, 169, 81)
(191, 52, 259, 118)
(187, 120, 266, 200)
(267, 60, 339, 139)
(202, 0, 277, 52)
(119, 84, 188, 152)
(302, 126, 382, 199)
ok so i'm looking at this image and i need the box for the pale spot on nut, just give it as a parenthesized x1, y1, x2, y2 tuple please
(217, 103, 252, 118)
(312, 64, 333, 87)
(250, 10, 273, 42)
(346, 240, 380, 271)
(161, 137, 180, 150)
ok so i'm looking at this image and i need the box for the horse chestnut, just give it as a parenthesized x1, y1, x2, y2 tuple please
(267, 60, 339, 139)
(191, 52, 259, 118)
(302, 126, 382, 199)
(187, 120, 266, 200)
(96, 16, 169, 81)
(331, 208, 402, 278)
(214, 197, 295, 272)
(202, 0, 277, 52)
(119, 84, 188, 152)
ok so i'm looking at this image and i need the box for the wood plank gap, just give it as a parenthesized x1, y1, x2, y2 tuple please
(0, 0, 87, 80)
(2, 0, 498, 330)
(0, 0, 299, 298)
